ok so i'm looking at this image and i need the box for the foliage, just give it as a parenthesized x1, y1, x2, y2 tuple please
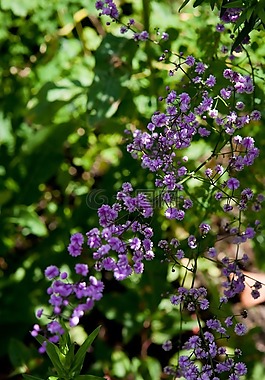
(179, 0, 265, 50)
(0, 0, 265, 379)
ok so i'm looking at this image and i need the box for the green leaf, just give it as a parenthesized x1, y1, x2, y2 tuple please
(0, 0, 38, 16)
(87, 34, 137, 127)
(8, 206, 47, 237)
(23, 375, 44, 380)
(74, 376, 105, 380)
(222, 1, 243, 7)
(193, 0, 205, 7)
(59, 320, 72, 350)
(178, 0, 191, 12)
(8, 338, 31, 369)
(232, 14, 257, 51)
(35, 336, 65, 378)
(70, 326, 101, 376)
(233, 13, 247, 31)
(257, 3, 265, 25)
(210, 0, 217, 10)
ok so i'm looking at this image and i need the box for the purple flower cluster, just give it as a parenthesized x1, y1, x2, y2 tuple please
(33, 184, 156, 351)
(170, 286, 209, 311)
(85, 183, 154, 279)
(32, 265, 104, 351)
(163, 313, 248, 379)
(221, 8, 242, 24)
(95, 0, 119, 21)
(32, 3, 264, 378)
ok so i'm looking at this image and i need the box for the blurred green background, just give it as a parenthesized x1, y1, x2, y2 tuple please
(1, 0, 265, 379)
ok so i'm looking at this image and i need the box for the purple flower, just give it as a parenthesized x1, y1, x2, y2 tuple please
(31, 324, 41, 337)
(199, 298, 209, 310)
(199, 223, 211, 234)
(234, 323, 247, 336)
(234, 362, 247, 376)
(225, 316, 233, 327)
(251, 110, 261, 120)
(227, 177, 240, 190)
(244, 227, 255, 239)
(176, 249, 184, 260)
(165, 207, 178, 219)
(36, 308, 43, 318)
(188, 235, 197, 249)
(68, 233, 84, 257)
(205, 74, 216, 87)
(47, 320, 64, 335)
(220, 87, 232, 99)
(95, 0, 119, 20)
(208, 247, 217, 258)
(251, 289, 260, 299)
(75, 263, 89, 276)
(216, 23, 225, 32)
(198, 127, 210, 137)
(162, 340, 172, 351)
(195, 62, 206, 74)
(44, 265, 60, 280)
(98, 204, 118, 227)
(185, 55, 195, 66)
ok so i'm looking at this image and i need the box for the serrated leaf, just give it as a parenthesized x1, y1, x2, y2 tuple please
(70, 326, 101, 376)
(35, 336, 65, 378)
(178, 0, 191, 12)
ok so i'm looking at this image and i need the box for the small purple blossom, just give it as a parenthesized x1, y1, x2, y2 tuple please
(44, 265, 60, 280)
(75, 263, 89, 276)
(186, 55, 195, 66)
(234, 323, 247, 336)
(227, 177, 240, 190)
(162, 340, 172, 351)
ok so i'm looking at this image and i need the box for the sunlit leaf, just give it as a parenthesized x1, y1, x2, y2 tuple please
(70, 326, 101, 376)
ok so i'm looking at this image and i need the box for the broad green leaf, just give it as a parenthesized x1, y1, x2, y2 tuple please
(14, 122, 76, 204)
(143, 357, 161, 380)
(1, 0, 38, 16)
(8, 338, 30, 369)
(70, 326, 101, 376)
(87, 34, 137, 127)
(8, 206, 47, 237)
(35, 336, 65, 378)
